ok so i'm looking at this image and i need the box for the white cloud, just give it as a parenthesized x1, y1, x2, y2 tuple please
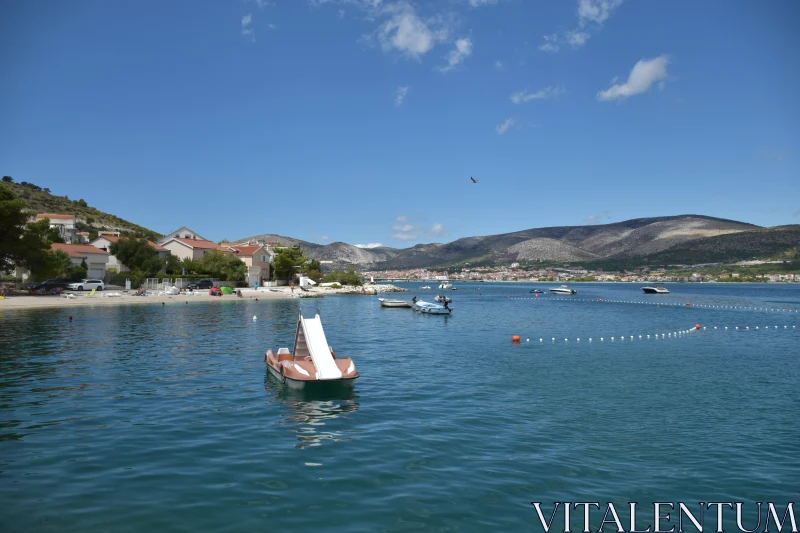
(395, 85, 409, 106)
(241, 13, 254, 40)
(320, 235, 330, 241)
(431, 223, 445, 235)
(267, 23, 277, 30)
(494, 59, 503, 69)
(395, 215, 408, 222)
(392, 224, 414, 232)
(577, 0, 624, 27)
(496, 117, 514, 135)
(566, 30, 590, 48)
(253, 0, 272, 8)
(392, 231, 418, 241)
(597, 55, 669, 101)
(468, 0, 498, 7)
(510, 86, 562, 104)
(438, 37, 472, 72)
(538, 33, 559, 53)
(583, 211, 612, 224)
(376, 3, 448, 59)
(387, 217, 446, 242)
(355, 242, 383, 248)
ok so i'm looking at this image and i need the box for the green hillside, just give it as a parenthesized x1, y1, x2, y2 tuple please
(2, 176, 160, 241)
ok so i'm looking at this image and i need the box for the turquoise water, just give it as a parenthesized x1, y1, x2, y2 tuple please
(1, 283, 798, 532)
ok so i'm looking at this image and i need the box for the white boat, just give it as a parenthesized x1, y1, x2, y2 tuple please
(434, 295, 452, 303)
(438, 281, 452, 290)
(550, 285, 577, 295)
(378, 298, 412, 308)
(420, 285, 431, 290)
(642, 286, 670, 294)
(413, 300, 452, 315)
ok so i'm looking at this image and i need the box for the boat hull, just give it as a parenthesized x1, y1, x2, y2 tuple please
(550, 289, 576, 295)
(379, 298, 412, 308)
(642, 287, 670, 294)
(267, 364, 356, 389)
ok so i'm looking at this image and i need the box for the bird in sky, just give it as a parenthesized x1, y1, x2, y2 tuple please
(470, 176, 478, 183)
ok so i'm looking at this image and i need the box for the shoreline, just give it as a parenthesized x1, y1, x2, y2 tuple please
(0, 284, 407, 311)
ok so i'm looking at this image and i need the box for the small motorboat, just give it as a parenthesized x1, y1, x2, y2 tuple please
(420, 285, 431, 290)
(438, 281, 452, 290)
(642, 286, 670, 294)
(434, 295, 452, 303)
(550, 285, 577, 295)
(413, 300, 452, 315)
(530, 289, 545, 294)
(378, 298, 412, 308)
(265, 312, 359, 389)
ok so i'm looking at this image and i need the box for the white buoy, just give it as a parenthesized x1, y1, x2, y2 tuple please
(253, 315, 257, 321)
(611, 336, 615, 341)
(601, 337, 604, 341)
(577, 338, 580, 342)
(540, 338, 543, 342)
(589, 338, 592, 342)
(527, 338, 530, 342)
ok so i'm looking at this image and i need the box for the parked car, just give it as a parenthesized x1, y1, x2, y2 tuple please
(67, 279, 105, 291)
(187, 279, 214, 290)
(25, 279, 71, 292)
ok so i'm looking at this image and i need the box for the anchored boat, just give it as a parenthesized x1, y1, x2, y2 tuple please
(413, 300, 452, 315)
(642, 286, 670, 294)
(550, 285, 577, 295)
(378, 298, 412, 308)
(265, 312, 359, 389)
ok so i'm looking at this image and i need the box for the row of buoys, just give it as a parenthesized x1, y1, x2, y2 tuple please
(507, 297, 800, 312)
(511, 324, 797, 343)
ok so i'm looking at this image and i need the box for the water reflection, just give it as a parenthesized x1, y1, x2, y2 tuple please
(264, 374, 360, 449)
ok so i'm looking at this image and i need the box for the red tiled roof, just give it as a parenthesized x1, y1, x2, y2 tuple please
(94, 235, 166, 251)
(230, 246, 262, 255)
(52, 243, 109, 258)
(36, 213, 76, 220)
(174, 238, 229, 251)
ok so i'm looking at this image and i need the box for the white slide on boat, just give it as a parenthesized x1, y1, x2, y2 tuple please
(301, 314, 343, 380)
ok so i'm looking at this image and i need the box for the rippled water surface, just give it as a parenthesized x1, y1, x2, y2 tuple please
(1, 283, 799, 532)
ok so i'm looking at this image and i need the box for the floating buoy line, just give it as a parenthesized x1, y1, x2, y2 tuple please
(506, 296, 800, 314)
(511, 324, 797, 344)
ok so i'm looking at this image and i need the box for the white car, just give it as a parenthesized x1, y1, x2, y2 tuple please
(68, 279, 105, 291)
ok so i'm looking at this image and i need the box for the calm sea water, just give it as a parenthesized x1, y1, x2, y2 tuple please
(1, 283, 798, 532)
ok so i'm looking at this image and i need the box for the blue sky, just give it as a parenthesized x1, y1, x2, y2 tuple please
(2, 0, 798, 248)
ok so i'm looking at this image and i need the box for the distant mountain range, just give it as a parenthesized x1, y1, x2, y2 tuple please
(235, 215, 800, 270)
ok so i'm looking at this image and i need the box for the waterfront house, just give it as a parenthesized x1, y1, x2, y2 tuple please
(31, 213, 77, 243)
(157, 226, 208, 246)
(159, 237, 230, 261)
(51, 243, 109, 279)
(89, 235, 169, 273)
(228, 245, 272, 287)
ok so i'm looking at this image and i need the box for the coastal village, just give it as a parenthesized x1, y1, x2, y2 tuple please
(3, 210, 798, 293)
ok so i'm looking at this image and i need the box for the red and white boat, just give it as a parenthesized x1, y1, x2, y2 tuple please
(265, 313, 359, 389)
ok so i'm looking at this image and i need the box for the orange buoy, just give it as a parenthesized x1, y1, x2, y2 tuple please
(511, 335, 521, 343)
(686, 302, 692, 306)
(695, 324, 701, 330)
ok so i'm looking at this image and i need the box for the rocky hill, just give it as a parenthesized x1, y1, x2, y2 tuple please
(3, 177, 160, 240)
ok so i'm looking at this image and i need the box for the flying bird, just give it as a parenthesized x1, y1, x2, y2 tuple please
(470, 176, 478, 183)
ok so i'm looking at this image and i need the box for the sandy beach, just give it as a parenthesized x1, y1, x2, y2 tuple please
(0, 284, 406, 311)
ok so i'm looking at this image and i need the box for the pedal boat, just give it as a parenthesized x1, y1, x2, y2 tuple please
(265, 313, 359, 389)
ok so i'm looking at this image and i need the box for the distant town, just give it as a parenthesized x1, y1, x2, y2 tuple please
(362, 262, 800, 284)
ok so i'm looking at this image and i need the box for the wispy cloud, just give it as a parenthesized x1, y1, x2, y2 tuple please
(597, 55, 669, 101)
(540, 0, 625, 52)
(254, 0, 272, 8)
(390, 220, 447, 242)
(320, 235, 330, 241)
(439, 37, 472, 72)
(355, 242, 383, 248)
(494, 59, 503, 69)
(583, 211, 612, 224)
(510, 86, 563, 104)
(395, 85, 409, 106)
(241, 13, 254, 41)
(496, 117, 514, 135)
(468, 0, 499, 7)
(762, 150, 789, 162)
(395, 215, 408, 222)
(538, 33, 559, 53)
(793, 211, 800, 218)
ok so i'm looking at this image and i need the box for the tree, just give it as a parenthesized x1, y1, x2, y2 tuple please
(302, 259, 323, 282)
(0, 184, 61, 275)
(2, 176, 13, 183)
(76, 199, 88, 207)
(109, 237, 162, 276)
(165, 253, 182, 275)
(197, 250, 246, 281)
(271, 246, 307, 281)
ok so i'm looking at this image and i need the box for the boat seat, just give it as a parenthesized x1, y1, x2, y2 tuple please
(277, 348, 290, 354)
(276, 347, 292, 362)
